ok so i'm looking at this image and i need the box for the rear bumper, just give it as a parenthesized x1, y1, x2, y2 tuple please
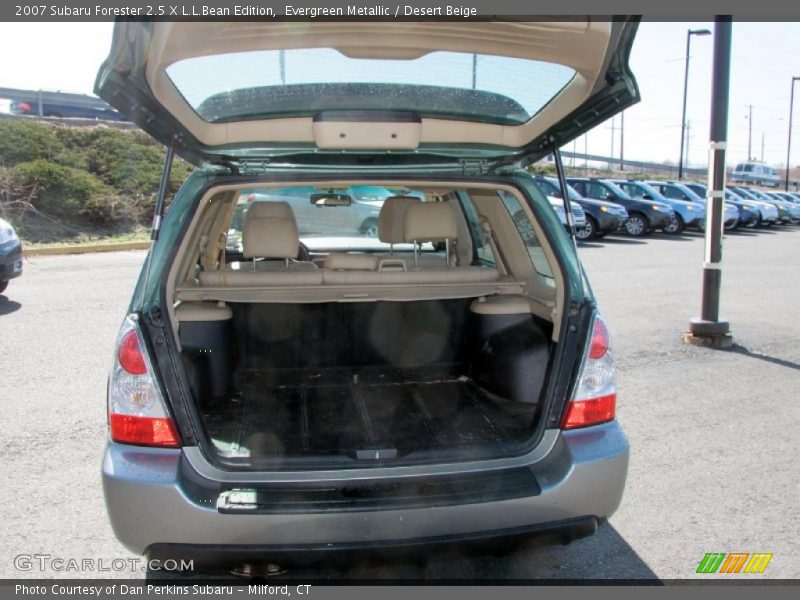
(103, 421, 630, 559)
(148, 517, 600, 568)
(0, 240, 23, 282)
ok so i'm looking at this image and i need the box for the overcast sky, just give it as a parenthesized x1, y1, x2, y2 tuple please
(0, 21, 798, 168)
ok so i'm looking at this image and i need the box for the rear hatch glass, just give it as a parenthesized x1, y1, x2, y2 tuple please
(167, 49, 576, 126)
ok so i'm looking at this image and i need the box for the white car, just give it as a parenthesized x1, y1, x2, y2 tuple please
(547, 195, 587, 233)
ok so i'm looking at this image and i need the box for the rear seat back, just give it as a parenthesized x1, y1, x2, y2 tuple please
(321, 195, 420, 271)
(199, 201, 322, 287)
(323, 201, 499, 285)
(323, 253, 378, 271)
(200, 198, 499, 288)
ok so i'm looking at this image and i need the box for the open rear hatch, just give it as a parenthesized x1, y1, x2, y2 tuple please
(95, 20, 639, 169)
(98, 19, 638, 469)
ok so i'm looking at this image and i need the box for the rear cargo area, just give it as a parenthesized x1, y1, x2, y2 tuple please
(178, 298, 553, 465)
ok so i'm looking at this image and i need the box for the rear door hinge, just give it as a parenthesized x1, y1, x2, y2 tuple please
(238, 159, 271, 175)
(459, 159, 493, 176)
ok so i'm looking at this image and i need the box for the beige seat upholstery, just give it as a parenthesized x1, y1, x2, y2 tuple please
(403, 200, 459, 270)
(322, 195, 419, 275)
(324, 201, 499, 285)
(379, 196, 422, 247)
(199, 201, 322, 286)
(375, 196, 451, 270)
(323, 253, 378, 271)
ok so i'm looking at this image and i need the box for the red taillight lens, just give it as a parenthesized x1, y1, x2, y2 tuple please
(562, 394, 616, 429)
(562, 315, 617, 430)
(117, 329, 147, 375)
(588, 317, 609, 359)
(109, 414, 180, 447)
(109, 316, 180, 448)
(18, 103, 32, 111)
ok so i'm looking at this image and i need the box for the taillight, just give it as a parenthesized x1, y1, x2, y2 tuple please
(562, 314, 617, 429)
(18, 102, 32, 111)
(108, 315, 180, 447)
(117, 330, 147, 375)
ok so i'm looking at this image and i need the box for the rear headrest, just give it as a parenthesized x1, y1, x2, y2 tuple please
(404, 201, 458, 242)
(242, 201, 299, 259)
(378, 196, 421, 244)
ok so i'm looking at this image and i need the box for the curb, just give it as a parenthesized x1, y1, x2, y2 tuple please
(24, 241, 150, 256)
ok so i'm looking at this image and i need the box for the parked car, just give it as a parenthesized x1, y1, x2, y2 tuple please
(732, 186, 793, 224)
(696, 184, 778, 227)
(776, 191, 800, 212)
(676, 183, 759, 229)
(609, 179, 705, 234)
(0, 218, 23, 295)
(547, 194, 588, 233)
(97, 20, 638, 569)
(566, 177, 673, 237)
(647, 180, 743, 230)
(763, 192, 800, 223)
(730, 161, 781, 188)
(529, 175, 628, 240)
(10, 99, 125, 121)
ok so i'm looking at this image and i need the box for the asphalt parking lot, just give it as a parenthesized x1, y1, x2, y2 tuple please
(1, 226, 798, 580)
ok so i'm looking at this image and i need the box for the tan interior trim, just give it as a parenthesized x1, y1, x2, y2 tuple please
(165, 179, 567, 341)
(175, 281, 526, 305)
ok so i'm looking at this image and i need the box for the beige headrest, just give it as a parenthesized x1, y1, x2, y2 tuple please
(404, 201, 458, 242)
(378, 196, 421, 244)
(242, 201, 299, 259)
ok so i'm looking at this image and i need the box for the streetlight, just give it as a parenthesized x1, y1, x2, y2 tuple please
(678, 27, 712, 180)
(686, 19, 732, 349)
(785, 76, 800, 191)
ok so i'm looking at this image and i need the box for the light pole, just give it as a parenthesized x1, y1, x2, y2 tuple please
(686, 19, 732, 348)
(679, 28, 712, 180)
(785, 76, 800, 191)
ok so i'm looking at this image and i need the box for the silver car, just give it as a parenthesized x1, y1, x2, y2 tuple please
(98, 20, 634, 571)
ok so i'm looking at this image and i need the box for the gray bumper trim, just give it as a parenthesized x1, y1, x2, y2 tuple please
(103, 422, 629, 555)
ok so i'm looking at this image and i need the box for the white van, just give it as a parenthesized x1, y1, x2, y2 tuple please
(731, 162, 781, 187)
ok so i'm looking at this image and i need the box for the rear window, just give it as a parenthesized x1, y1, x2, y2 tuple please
(166, 49, 576, 126)
(534, 177, 583, 202)
(659, 185, 687, 200)
(617, 182, 661, 201)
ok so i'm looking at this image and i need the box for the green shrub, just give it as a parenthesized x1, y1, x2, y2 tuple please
(53, 125, 192, 212)
(10, 159, 124, 225)
(528, 163, 558, 177)
(0, 120, 64, 166)
(0, 120, 194, 230)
